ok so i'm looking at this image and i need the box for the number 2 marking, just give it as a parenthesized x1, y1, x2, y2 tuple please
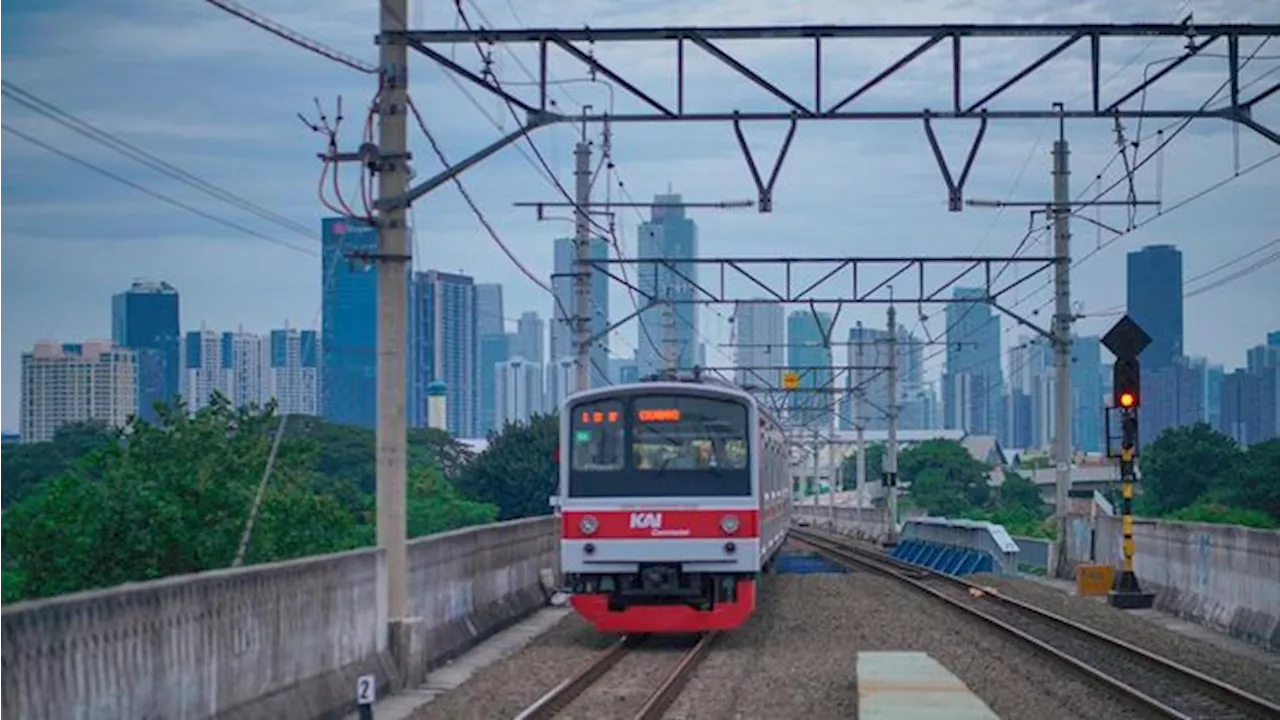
(357, 674, 376, 704)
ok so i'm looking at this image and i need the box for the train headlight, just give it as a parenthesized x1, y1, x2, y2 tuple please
(720, 514, 741, 534)
(579, 515, 599, 535)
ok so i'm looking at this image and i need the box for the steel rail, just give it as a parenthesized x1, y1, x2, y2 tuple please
(512, 635, 640, 720)
(791, 528, 1280, 720)
(633, 632, 719, 720)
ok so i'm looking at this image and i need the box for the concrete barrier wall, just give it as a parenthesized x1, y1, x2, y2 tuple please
(2, 548, 391, 720)
(1011, 536, 1059, 576)
(900, 517, 1022, 575)
(397, 515, 560, 686)
(792, 506, 900, 544)
(1066, 516, 1280, 651)
(1, 516, 564, 719)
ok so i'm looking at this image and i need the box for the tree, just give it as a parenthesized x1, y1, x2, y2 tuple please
(838, 442, 884, 490)
(899, 439, 991, 515)
(1, 421, 116, 508)
(406, 466, 499, 537)
(1205, 439, 1280, 520)
(458, 413, 558, 520)
(995, 469, 1044, 513)
(1138, 423, 1242, 516)
(2, 397, 366, 601)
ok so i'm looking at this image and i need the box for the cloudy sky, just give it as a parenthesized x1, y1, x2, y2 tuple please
(3, 0, 1278, 430)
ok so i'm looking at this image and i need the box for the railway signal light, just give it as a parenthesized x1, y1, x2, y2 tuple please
(1101, 314, 1155, 611)
(1113, 358, 1141, 409)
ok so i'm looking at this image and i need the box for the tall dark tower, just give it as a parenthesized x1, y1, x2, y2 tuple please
(1125, 245, 1183, 369)
(111, 280, 180, 423)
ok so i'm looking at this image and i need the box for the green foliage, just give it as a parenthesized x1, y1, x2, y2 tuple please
(1, 397, 495, 603)
(1163, 502, 1280, 529)
(458, 413, 558, 520)
(1, 421, 116, 508)
(838, 442, 884, 490)
(899, 439, 991, 515)
(1138, 423, 1242, 516)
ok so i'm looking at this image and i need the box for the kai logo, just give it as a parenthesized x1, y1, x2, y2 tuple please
(629, 512, 663, 530)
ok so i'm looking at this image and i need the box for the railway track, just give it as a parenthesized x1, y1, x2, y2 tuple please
(792, 528, 1280, 720)
(513, 631, 717, 720)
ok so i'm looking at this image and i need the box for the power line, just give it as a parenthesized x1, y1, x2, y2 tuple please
(201, 0, 377, 73)
(1, 81, 318, 241)
(3, 123, 316, 256)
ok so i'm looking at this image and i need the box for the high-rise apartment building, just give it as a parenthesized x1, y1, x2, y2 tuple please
(181, 329, 224, 410)
(545, 357, 577, 411)
(550, 236, 609, 387)
(1126, 244, 1184, 370)
(267, 327, 320, 415)
(20, 340, 137, 443)
(786, 310, 833, 430)
(411, 269, 478, 437)
(943, 287, 1003, 436)
(495, 357, 544, 428)
(111, 280, 180, 423)
(636, 194, 698, 377)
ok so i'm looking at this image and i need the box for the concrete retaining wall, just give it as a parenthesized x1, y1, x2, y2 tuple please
(1, 516, 564, 719)
(1, 548, 391, 720)
(1066, 515, 1280, 651)
(398, 515, 560, 686)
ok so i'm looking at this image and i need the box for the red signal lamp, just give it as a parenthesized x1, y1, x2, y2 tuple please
(1118, 391, 1137, 409)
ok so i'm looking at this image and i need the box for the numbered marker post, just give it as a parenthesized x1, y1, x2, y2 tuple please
(356, 674, 376, 720)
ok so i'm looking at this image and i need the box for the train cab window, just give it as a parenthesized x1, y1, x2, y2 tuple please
(569, 400, 625, 471)
(631, 396, 749, 472)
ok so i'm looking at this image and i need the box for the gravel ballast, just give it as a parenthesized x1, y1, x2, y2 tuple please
(662, 554, 1161, 720)
(971, 572, 1280, 705)
(410, 548, 1219, 719)
(410, 613, 614, 719)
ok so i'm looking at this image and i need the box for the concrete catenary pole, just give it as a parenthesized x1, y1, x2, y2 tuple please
(662, 292, 678, 373)
(572, 129, 593, 392)
(854, 322, 867, 501)
(376, 0, 409, 621)
(885, 305, 899, 528)
(1051, 102, 1074, 570)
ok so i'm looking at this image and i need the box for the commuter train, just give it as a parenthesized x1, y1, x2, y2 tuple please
(556, 374, 790, 633)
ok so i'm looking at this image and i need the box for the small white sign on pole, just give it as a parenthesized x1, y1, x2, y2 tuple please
(357, 674, 377, 705)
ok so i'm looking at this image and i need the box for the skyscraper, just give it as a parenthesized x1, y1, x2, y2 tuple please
(1126, 244, 1183, 370)
(732, 302, 785, 407)
(550, 236, 610, 387)
(637, 194, 698, 377)
(1071, 335, 1104, 454)
(942, 287, 1003, 436)
(786, 310, 833, 430)
(841, 323, 926, 432)
(411, 269, 478, 437)
(221, 330, 266, 410)
(111, 280, 180, 423)
(21, 340, 137, 443)
(321, 218, 380, 428)
(474, 283, 507, 436)
(513, 311, 545, 365)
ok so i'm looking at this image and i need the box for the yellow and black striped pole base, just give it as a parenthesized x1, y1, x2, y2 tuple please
(1108, 570, 1155, 609)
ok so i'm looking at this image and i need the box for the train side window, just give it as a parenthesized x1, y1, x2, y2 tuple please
(570, 400, 625, 471)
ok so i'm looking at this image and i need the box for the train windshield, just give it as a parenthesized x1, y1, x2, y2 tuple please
(568, 393, 752, 498)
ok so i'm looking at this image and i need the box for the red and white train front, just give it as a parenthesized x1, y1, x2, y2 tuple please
(558, 381, 788, 634)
